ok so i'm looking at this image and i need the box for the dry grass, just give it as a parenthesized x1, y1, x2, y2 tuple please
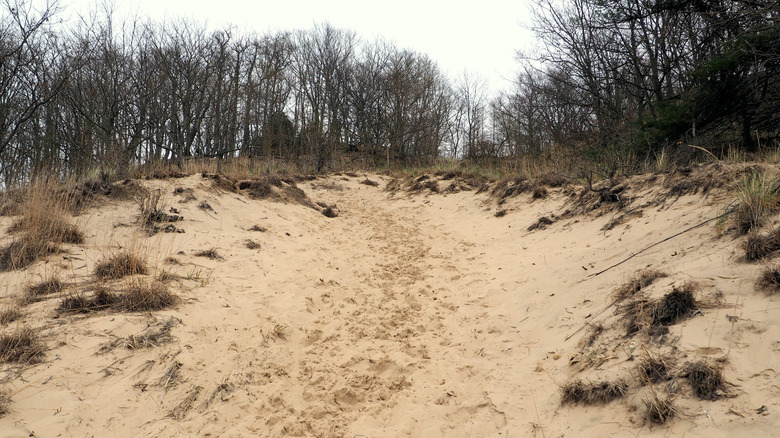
(126, 318, 178, 349)
(0, 181, 85, 270)
(613, 270, 667, 303)
(757, 264, 780, 294)
(6, 180, 85, 242)
(59, 281, 175, 313)
(194, 248, 222, 260)
(244, 240, 261, 250)
(637, 354, 674, 384)
(620, 283, 698, 336)
(58, 288, 119, 313)
(121, 280, 177, 312)
(0, 307, 22, 325)
(561, 379, 628, 405)
(0, 388, 10, 417)
(21, 276, 64, 304)
(733, 170, 780, 234)
(744, 229, 780, 260)
(643, 392, 677, 424)
(169, 386, 202, 420)
(321, 206, 338, 218)
(95, 251, 148, 279)
(683, 361, 728, 400)
(249, 224, 267, 232)
(0, 327, 45, 364)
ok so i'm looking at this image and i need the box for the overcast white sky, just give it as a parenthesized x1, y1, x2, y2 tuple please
(60, 0, 534, 95)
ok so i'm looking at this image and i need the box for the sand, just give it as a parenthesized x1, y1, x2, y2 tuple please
(0, 167, 778, 437)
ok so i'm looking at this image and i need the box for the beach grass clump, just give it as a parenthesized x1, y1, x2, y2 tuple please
(561, 379, 628, 405)
(0, 327, 45, 364)
(95, 251, 148, 279)
(733, 170, 780, 234)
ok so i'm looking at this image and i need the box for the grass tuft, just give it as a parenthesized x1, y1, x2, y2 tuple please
(683, 361, 728, 400)
(637, 355, 674, 384)
(0, 327, 45, 364)
(0, 388, 9, 417)
(0, 307, 22, 325)
(561, 379, 628, 405)
(757, 264, 780, 294)
(121, 281, 177, 311)
(643, 392, 677, 424)
(744, 229, 780, 260)
(733, 170, 780, 234)
(194, 248, 222, 260)
(95, 251, 148, 279)
(22, 276, 64, 304)
(613, 270, 667, 303)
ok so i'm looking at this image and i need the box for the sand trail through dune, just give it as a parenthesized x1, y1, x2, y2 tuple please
(1, 170, 779, 437)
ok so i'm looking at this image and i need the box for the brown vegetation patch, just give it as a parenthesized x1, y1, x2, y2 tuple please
(662, 163, 735, 197)
(0, 388, 9, 417)
(561, 379, 628, 405)
(0, 327, 45, 364)
(194, 248, 222, 260)
(120, 281, 177, 312)
(322, 206, 338, 218)
(173, 187, 197, 202)
(360, 178, 379, 187)
(0, 238, 57, 271)
(0, 307, 22, 325)
(620, 283, 698, 337)
(491, 176, 533, 200)
(61, 178, 145, 212)
(58, 289, 119, 313)
(95, 252, 148, 279)
(637, 355, 674, 384)
(409, 178, 439, 193)
(537, 173, 567, 187)
(683, 361, 729, 400)
(203, 173, 237, 192)
(757, 265, 780, 294)
(532, 186, 548, 199)
(613, 270, 667, 303)
(527, 216, 554, 231)
(643, 393, 677, 424)
(22, 276, 64, 304)
(494, 209, 507, 218)
(249, 224, 267, 232)
(245, 240, 261, 250)
(126, 317, 179, 349)
(169, 386, 203, 420)
(744, 229, 780, 260)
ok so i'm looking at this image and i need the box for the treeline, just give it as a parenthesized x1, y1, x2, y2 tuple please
(2, 1, 779, 187)
(494, 0, 780, 176)
(1, 3, 459, 186)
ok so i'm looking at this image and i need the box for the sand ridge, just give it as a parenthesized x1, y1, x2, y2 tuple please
(0, 168, 778, 437)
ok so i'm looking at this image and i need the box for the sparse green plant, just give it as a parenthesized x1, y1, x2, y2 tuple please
(733, 170, 780, 234)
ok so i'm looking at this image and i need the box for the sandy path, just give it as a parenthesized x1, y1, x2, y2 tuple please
(1, 171, 779, 437)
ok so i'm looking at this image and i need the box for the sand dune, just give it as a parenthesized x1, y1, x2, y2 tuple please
(0, 166, 778, 437)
